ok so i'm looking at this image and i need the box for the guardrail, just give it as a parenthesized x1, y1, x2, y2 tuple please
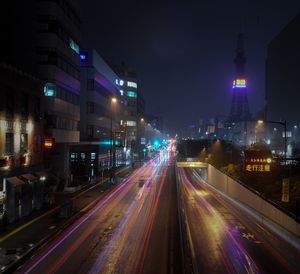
(208, 164, 300, 223)
(206, 164, 300, 238)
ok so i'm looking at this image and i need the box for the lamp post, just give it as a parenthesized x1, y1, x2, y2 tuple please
(139, 118, 145, 159)
(257, 120, 287, 162)
(110, 97, 117, 169)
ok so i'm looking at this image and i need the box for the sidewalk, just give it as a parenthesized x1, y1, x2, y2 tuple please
(0, 165, 131, 273)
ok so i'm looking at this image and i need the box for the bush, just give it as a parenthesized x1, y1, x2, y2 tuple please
(221, 164, 241, 180)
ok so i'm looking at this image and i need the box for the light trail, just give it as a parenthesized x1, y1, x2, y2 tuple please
(22, 158, 157, 274)
(89, 154, 169, 274)
(190, 168, 300, 273)
(88, 161, 162, 274)
(179, 168, 260, 274)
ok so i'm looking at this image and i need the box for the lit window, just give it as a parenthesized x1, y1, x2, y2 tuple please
(5, 133, 14, 154)
(127, 81, 137, 88)
(69, 38, 79, 54)
(20, 133, 28, 152)
(44, 83, 56, 97)
(127, 91, 137, 97)
(127, 120, 137, 127)
(91, 152, 96, 160)
(80, 52, 88, 61)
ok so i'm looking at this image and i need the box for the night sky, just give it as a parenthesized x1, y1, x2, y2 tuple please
(81, 0, 300, 136)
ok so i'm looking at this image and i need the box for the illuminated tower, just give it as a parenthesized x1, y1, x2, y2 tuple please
(229, 33, 251, 122)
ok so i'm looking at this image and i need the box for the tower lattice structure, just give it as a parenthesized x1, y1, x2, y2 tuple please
(229, 33, 251, 122)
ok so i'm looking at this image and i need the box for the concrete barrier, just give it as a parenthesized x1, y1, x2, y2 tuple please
(207, 164, 300, 238)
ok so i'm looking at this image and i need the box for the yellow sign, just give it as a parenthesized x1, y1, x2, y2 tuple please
(236, 79, 246, 85)
(245, 164, 271, 172)
(176, 162, 207, 168)
(282, 178, 289, 203)
(249, 158, 272, 163)
(233, 78, 247, 88)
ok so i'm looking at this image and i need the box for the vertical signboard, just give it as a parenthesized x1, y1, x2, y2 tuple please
(282, 178, 290, 203)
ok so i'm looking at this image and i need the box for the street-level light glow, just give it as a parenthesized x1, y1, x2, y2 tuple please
(140, 118, 144, 122)
(197, 190, 209, 197)
(257, 120, 264, 124)
(44, 138, 54, 148)
(111, 97, 117, 103)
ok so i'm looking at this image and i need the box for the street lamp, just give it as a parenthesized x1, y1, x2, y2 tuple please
(138, 118, 146, 159)
(110, 97, 117, 169)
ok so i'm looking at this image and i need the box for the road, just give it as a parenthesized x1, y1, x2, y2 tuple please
(17, 150, 182, 274)
(178, 167, 300, 274)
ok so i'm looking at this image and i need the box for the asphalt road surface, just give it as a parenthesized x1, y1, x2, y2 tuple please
(178, 167, 300, 274)
(15, 151, 300, 274)
(17, 149, 182, 274)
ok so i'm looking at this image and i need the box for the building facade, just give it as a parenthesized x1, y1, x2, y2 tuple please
(113, 63, 146, 158)
(2, 0, 82, 183)
(75, 49, 121, 183)
(36, 0, 82, 182)
(266, 14, 300, 137)
(0, 64, 45, 221)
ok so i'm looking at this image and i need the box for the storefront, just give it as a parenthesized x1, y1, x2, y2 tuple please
(69, 145, 99, 185)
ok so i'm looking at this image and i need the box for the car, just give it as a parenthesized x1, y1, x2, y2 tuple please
(138, 179, 145, 187)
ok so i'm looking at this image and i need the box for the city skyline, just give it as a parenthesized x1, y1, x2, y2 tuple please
(81, 0, 300, 135)
(1, 2, 300, 273)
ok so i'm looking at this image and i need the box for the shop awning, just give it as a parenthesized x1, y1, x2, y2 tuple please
(20, 173, 37, 182)
(6, 177, 24, 187)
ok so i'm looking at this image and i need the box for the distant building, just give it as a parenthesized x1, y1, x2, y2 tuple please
(80, 49, 120, 143)
(113, 63, 145, 151)
(266, 13, 300, 131)
(198, 117, 226, 140)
